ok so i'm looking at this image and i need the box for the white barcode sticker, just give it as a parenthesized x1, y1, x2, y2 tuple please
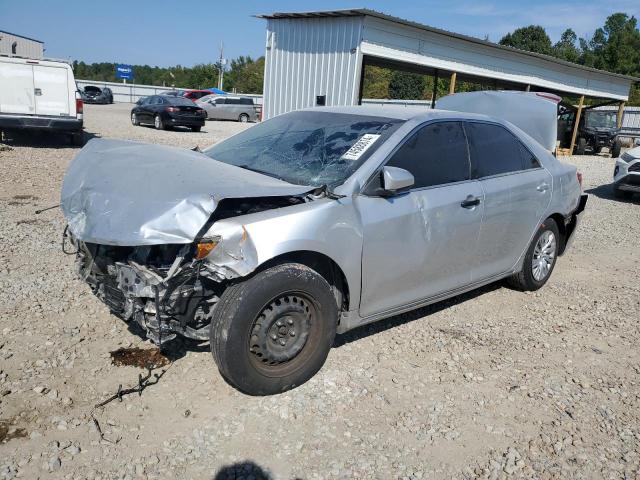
(341, 134, 381, 161)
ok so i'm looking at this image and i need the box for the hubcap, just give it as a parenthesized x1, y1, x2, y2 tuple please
(249, 295, 313, 366)
(532, 230, 556, 281)
(155, 116, 160, 128)
(131, 113, 136, 124)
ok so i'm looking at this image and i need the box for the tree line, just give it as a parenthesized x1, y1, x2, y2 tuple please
(73, 12, 638, 104)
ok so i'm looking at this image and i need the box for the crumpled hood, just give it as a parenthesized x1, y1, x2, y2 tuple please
(61, 138, 312, 246)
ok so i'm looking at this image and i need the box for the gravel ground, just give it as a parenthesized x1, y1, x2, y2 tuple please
(0, 103, 639, 480)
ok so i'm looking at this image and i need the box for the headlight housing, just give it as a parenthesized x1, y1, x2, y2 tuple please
(195, 237, 220, 259)
(620, 152, 637, 163)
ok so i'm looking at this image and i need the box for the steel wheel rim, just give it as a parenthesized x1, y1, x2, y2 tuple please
(532, 230, 556, 281)
(131, 113, 136, 124)
(155, 116, 160, 128)
(240, 115, 248, 123)
(248, 292, 318, 376)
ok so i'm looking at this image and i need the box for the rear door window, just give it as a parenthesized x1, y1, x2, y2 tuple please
(386, 121, 470, 189)
(215, 98, 226, 105)
(465, 122, 526, 178)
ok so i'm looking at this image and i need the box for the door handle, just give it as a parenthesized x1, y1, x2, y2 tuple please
(34, 88, 42, 96)
(461, 195, 481, 209)
(536, 183, 549, 192)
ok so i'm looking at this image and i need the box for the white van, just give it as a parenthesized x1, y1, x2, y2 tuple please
(0, 55, 83, 144)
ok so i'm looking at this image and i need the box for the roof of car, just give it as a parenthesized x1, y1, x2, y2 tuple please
(300, 105, 494, 122)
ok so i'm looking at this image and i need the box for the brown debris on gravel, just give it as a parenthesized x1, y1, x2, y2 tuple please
(110, 347, 170, 369)
(0, 419, 27, 444)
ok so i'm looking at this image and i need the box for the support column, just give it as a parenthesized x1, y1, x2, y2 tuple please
(569, 95, 585, 155)
(431, 69, 439, 109)
(449, 72, 457, 95)
(617, 102, 626, 128)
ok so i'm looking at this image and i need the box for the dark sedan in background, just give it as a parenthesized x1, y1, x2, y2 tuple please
(80, 85, 113, 104)
(131, 95, 206, 131)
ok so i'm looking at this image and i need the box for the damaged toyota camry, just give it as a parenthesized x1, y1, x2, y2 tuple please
(61, 94, 587, 395)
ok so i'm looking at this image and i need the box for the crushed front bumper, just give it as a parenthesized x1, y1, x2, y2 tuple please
(70, 236, 220, 346)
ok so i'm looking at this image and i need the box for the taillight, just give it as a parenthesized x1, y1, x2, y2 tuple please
(76, 98, 83, 114)
(166, 106, 179, 113)
(577, 171, 583, 189)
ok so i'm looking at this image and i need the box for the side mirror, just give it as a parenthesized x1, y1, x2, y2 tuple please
(380, 166, 414, 196)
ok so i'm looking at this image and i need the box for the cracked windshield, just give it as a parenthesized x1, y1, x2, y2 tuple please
(204, 111, 403, 186)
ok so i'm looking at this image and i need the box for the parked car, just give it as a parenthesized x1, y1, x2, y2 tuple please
(183, 89, 215, 101)
(130, 95, 205, 131)
(558, 108, 622, 157)
(613, 142, 640, 199)
(197, 95, 257, 122)
(80, 85, 113, 104)
(160, 90, 184, 97)
(0, 55, 83, 145)
(61, 98, 586, 395)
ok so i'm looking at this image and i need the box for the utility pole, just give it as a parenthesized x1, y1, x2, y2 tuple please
(218, 41, 225, 91)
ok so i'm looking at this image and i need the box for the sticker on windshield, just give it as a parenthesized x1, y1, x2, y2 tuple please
(341, 134, 381, 161)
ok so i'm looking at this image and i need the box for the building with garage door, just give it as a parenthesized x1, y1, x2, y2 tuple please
(257, 9, 637, 153)
(0, 30, 44, 59)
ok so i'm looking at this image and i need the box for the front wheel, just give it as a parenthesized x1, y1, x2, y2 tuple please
(210, 263, 338, 395)
(507, 218, 560, 291)
(131, 112, 139, 126)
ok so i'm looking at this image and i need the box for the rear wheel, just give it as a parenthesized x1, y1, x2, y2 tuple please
(611, 139, 622, 158)
(238, 113, 249, 123)
(576, 138, 586, 155)
(154, 114, 165, 130)
(210, 263, 338, 395)
(507, 218, 559, 291)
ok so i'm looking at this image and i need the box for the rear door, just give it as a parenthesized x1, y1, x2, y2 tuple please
(0, 61, 35, 115)
(465, 121, 552, 280)
(33, 64, 70, 116)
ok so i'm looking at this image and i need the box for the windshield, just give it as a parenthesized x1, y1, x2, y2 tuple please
(204, 111, 403, 187)
(586, 111, 617, 129)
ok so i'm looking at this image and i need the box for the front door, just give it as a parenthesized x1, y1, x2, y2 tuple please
(464, 121, 552, 280)
(359, 121, 484, 318)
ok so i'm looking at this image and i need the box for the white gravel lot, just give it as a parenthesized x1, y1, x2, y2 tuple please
(0, 103, 639, 480)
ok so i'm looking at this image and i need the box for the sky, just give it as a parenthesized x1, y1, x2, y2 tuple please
(2, 0, 639, 67)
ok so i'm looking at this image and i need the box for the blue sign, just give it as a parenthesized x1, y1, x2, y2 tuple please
(116, 64, 133, 80)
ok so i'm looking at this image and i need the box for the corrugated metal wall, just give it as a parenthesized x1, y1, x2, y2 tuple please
(0, 33, 43, 59)
(263, 16, 363, 119)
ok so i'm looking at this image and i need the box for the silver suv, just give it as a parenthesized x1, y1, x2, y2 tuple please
(61, 103, 586, 395)
(613, 144, 640, 199)
(197, 95, 258, 122)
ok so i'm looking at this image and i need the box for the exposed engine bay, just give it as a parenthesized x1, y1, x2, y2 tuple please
(66, 195, 311, 346)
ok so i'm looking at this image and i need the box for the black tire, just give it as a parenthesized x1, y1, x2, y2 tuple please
(238, 113, 249, 123)
(70, 132, 84, 147)
(210, 263, 338, 395)
(613, 187, 633, 200)
(191, 126, 201, 132)
(507, 218, 560, 291)
(576, 138, 586, 155)
(131, 112, 139, 126)
(154, 114, 165, 130)
(611, 139, 622, 158)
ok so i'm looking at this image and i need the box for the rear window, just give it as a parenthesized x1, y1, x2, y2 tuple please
(169, 97, 196, 106)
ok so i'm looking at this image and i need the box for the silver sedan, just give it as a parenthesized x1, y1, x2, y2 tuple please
(61, 101, 586, 395)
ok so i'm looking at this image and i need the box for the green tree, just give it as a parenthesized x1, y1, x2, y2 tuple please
(499, 25, 553, 55)
(388, 70, 425, 99)
(233, 57, 265, 93)
(553, 29, 580, 63)
(362, 65, 391, 98)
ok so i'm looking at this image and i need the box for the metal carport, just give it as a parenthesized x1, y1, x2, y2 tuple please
(258, 9, 638, 153)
